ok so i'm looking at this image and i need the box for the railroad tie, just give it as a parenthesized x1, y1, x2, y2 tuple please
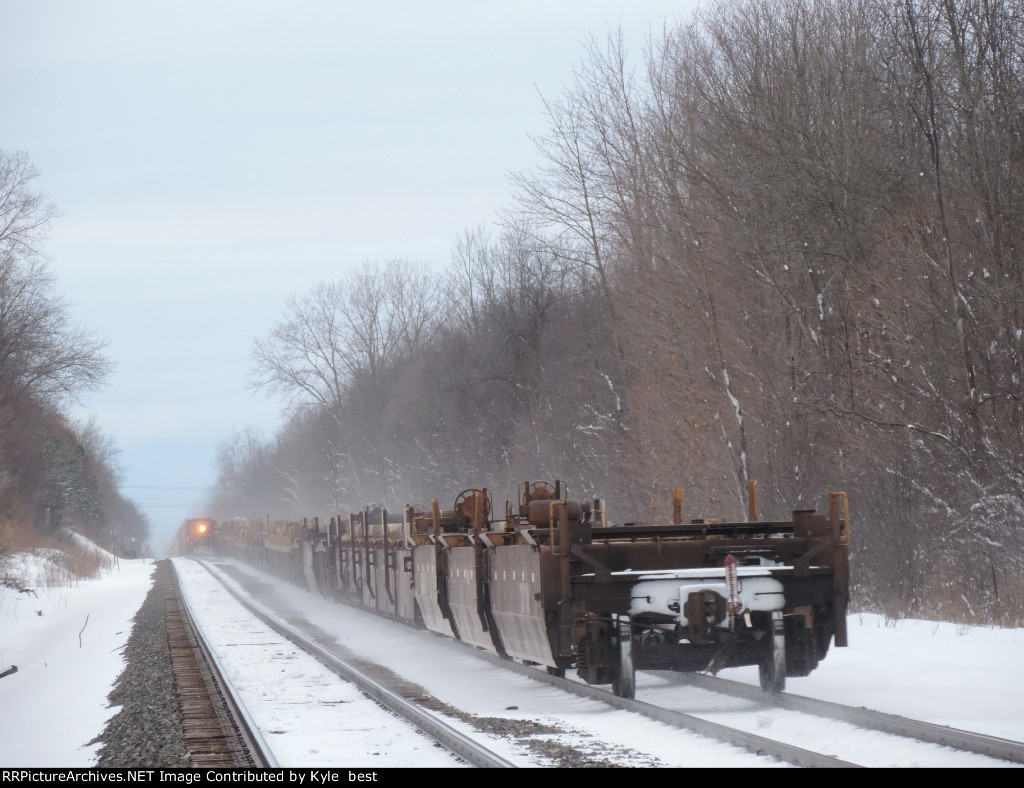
(165, 584, 251, 767)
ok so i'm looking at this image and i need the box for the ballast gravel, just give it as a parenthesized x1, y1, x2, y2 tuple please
(90, 560, 190, 767)
(88, 558, 654, 768)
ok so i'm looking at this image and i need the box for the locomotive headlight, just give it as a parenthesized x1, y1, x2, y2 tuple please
(197, 522, 208, 534)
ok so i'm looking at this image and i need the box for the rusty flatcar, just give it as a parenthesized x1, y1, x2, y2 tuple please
(215, 481, 849, 697)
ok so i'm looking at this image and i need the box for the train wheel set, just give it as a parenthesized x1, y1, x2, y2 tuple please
(178, 480, 850, 697)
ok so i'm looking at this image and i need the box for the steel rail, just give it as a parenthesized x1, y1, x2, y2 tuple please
(171, 561, 279, 768)
(467, 650, 859, 768)
(655, 671, 1024, 765)
(194, 559, 515, 768)
(477, 650, 1024, 766)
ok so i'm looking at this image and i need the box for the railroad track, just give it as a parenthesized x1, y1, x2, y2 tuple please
(657, 671, 1024, 765)
(194, 558, 841, 766)
(167, 564, 277, 767)
(183, 559, 514, 768)
(470, 651, 1024, 767)
(469, 650, 857, 767)
(187, 557, 1022, 768)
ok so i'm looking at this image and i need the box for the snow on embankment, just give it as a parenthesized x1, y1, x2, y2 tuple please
(0, 537, 155, 767)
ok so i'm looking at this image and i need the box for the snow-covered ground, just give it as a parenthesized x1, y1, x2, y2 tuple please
(0, 551, 155, 767)
(1, 548, 1022, 767)
(719, 611, 1024, 741)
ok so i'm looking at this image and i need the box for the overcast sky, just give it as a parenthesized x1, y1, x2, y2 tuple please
(0, 1, 697, 551)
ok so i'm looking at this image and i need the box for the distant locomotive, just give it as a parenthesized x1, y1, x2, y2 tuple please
(173, 517, 219, 555)
(208, 479, 849, 697)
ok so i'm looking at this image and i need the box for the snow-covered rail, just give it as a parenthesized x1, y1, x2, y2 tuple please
(189, 559, 514, 768)
(169, 564, 277, 767)
(470, 653, 1024, 767)
(465, 649, 857, 767)
(660, 671, 1024, 765)
(176, 556, 1021, 768)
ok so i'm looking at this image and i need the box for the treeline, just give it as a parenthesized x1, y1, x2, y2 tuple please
(207, 0, 1024, 626)
(0, 150, 148, 557)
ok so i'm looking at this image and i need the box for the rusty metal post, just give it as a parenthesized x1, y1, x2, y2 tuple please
(747, 480, 759, 522)
(362, 510, 373, 599)
(311, 516, 321, 594)
(329, 515, 340, 587)
(349, 513, 358, 591)
(432, 496, 443, 591)
(828, 491, 850, 648)
(672, 487, 685, 525)
(557, 501, 571, 604)
(473, 490, 485, 535)
(431, 497, 454, 627)
(381, 507, 390, 600)
(403, 505, 414, 544)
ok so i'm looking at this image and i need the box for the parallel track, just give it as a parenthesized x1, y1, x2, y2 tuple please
(474, 651, 1024, 767)
(187, 557, 1023, 768)
(660, 671, 1024, 765)
(192, 560, 515, 768)
(167, 564, 277, 767)
(470, 651, 857, 767)
(197, 559, 851, 767)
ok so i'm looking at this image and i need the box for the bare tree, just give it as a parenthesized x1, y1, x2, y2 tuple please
(218, 0, 1024, 624)
(0, 151, 58, 264)
(0, 151, 111, 416)
(0, 257, 112, 411)
(250, 259, 445, 409)
(248, 259, 447, 503)
(507, 32, 657, 382)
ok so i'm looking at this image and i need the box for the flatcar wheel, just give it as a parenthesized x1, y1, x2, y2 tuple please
(546, 666, 565, 678)
(759, 609, 787, 693)
(612, 616, 636, 699)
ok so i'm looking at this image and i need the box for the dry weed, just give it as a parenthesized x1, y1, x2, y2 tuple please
(0, 521, 114, 589)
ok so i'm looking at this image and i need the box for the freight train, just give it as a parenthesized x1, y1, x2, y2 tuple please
(172, 517, 219, 556)
(180, 481, 850, 697)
